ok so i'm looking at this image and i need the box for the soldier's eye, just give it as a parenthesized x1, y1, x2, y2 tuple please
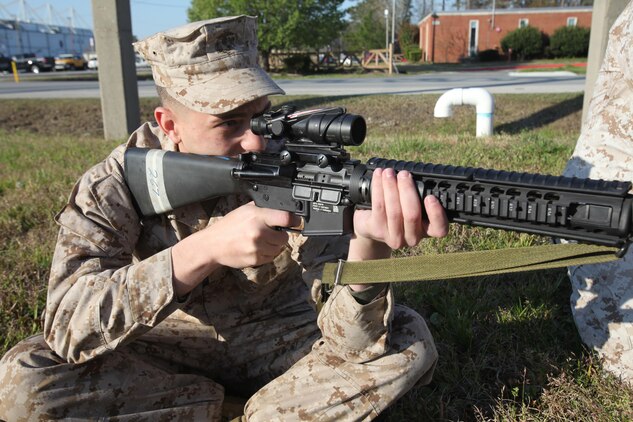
(219, 120, 238, 128)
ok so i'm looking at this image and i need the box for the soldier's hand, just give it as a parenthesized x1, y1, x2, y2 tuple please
(350, 168, 448, 260)
(171, 202, 299, 296)
(205, 202, 299, 269)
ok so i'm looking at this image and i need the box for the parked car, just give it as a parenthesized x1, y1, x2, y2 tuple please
(0, 55, 12, 73)
(87, 57, 98, 70)
(86, 55, 148, 71)
(55, 54, 87, 71)
(11, 53, 55, 73)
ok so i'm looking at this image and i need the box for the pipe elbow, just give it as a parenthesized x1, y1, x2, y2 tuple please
(462, 88, 495, 114)
(433, 87, 495, 137)
(433, 88, 463, 118)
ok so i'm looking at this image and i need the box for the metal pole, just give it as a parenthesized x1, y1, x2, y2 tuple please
(391, 0, 395, 46)
(384, 9, 389, 51)
(19, 0, 26, 22)
(431, 22, 435, 63)
(14, 16, 22, 54)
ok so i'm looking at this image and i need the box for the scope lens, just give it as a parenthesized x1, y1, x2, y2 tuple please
(334, 114, 366, 146)
(250, 116, 268, 136)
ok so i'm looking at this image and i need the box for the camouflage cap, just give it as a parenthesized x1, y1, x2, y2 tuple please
(133, 16, 284, 114)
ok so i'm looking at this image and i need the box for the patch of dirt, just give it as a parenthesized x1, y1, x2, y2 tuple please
(0, 98, 159, 138)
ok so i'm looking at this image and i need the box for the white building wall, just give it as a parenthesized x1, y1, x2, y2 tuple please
(0, 20, 93, 57)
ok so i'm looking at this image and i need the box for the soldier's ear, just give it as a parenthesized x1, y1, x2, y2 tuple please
(154, 106, 182, 145)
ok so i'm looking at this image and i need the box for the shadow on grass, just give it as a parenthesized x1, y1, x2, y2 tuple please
(496, 94, 584, 135)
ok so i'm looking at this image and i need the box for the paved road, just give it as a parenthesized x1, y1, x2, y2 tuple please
(277, 71, 585, 96)
(0, 70, 585, 99)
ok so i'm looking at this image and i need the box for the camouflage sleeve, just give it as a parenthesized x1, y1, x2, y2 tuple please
(564, 2, 633, 181)
(611, 4, 633, 91)
(295, 235, 394, 363)
(43, 146, 182, 364)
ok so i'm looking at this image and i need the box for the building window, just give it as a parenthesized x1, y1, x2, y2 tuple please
(518, 18, 529, 28)
(469, 20, 479, 57)
(567, 17, 578, 27)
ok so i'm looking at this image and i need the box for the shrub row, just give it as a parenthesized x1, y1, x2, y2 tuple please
(495, 25, 590, 61)
(279, 24, 589, 70)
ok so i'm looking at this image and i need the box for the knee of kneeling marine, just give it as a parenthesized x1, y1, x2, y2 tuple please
(0, 335, 64, 419)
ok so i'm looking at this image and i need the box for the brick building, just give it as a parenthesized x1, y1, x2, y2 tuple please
(418, 7, 592, 63)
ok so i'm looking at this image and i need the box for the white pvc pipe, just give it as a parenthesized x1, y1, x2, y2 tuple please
(433, 88, 495, 137)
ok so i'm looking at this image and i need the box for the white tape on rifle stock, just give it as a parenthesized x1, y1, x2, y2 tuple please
(145, 149, 172, 214)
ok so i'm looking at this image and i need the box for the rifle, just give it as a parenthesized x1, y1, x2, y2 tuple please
(124, 106, 633, 258)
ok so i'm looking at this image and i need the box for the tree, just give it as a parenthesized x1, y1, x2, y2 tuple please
(399, 22, 420, 49)
(343, 0, 416, 53)
(344, 0, 387, 52)
(417, 0, 434, 17)
(400, 0, 414, 22)
(188, 0, 345, 70)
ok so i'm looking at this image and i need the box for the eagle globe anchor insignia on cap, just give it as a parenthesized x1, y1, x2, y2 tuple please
(133, 15, 284, 114)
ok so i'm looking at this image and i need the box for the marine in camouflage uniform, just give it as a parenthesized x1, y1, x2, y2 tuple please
(0, 16, 444, 420)
(563, 2, 633, 385)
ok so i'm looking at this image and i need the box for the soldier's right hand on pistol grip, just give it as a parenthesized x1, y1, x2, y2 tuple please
(205, 202, 299, 269)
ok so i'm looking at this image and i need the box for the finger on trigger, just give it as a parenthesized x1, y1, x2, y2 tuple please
(264, 208, 297, 229)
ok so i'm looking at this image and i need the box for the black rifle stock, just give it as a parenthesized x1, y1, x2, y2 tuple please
(124, 106, 633, 254)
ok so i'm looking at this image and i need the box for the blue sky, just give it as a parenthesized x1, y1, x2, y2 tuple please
(1, 0, 190, 40)
(3, 1, 363, 41)
(2, 1, 359, 40)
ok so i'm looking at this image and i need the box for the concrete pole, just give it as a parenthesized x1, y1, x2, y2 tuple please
(91, 0, 139, 140)
(582, 0, 629, 125)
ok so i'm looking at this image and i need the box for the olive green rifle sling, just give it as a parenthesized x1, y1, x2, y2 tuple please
(322, 243, 622, 287)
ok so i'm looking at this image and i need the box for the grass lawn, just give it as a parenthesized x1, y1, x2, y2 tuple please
(0, 93, 631, 421)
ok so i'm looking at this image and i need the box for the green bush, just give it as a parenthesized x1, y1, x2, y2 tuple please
(282, 54, 313, 74)
(501, 26, 545, 60)
(547, 26, 590, 58)
(404, 46, 422, 63)
(398, 23, 420, 53)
